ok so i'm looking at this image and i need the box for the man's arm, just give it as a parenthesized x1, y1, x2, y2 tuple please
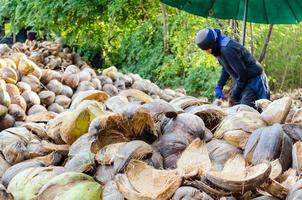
(221, 48, 248, 100)
(217, 67, 230, 87)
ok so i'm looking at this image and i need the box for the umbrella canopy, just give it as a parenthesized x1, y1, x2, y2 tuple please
(161, 0, 302, 24)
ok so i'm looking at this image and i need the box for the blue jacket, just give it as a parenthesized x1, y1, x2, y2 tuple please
(216, 37, 264, 100)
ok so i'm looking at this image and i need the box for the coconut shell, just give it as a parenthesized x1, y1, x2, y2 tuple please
(292, 141, 302, 174)
(132, 80, 149, 93)
(55, 95, 71, 109)
(103, 84, 118, 96)
(244, 124, 293, 170)
(78, 70, 92, 82)
(39, 90, 55, 106)
(114, 140, 153, 173)
(65, 65, 80, 74)
(115, 79, 126, 90)
(95, 142, 126, 165)
(0, 89, 11, 107)
(61, 85, 73, 98)
(115, 160, 182, 200)
(64, 152, 95, 173)
(8, 104, 26, 121)
(170, 96, 207, 110)
(76, 81, 95, 92)
(6, 84, 20, 98)
(48, 103, 65, 113)
(261, 97, 292, 125)
(206, 139, 242, 171)
(16, 82, 31, 94)
(37, 172, 102, 200)
(10, 95, 27, 111)
(97, 75, 113, 85)
(0, 114, 15, 131)
(105, 96, 129, 112)
(103, 181, 124, 200)
(27, 104, 48, 115)
(206, 155, 271, 193)
(21, 90, 40, 109)
(46, 79, 63, 95)
(21, 75, 41, 93)
(94, 165, 115, 185)
(40, 69, 62, 85)
(91, 78, 102, 90)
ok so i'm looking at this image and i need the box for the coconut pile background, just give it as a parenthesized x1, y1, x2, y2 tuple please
(0, 41, 302, 200)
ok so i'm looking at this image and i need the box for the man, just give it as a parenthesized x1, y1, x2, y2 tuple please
(195, 28, 270, 108)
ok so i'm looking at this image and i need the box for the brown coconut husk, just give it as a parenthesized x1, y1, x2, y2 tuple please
(115, 160, 182, 200)
(119, 89, 153, 103)
(292, 141, 302, 174)
(95, 142, 126, 165)
(170, 96, 208, 110)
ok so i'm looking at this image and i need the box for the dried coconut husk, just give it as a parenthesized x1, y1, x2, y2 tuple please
(172, 186, 205, 200)
(21, 90, 40, 109)
(105, 95, 129, 112)
(3, 141, 28, 164)
(21, 123, 48, 140)
(215, 111, 266, 148)
(244, 124, 293, 171)
(16, 82, 31, 93)
(115, 160, 182, 200)
(185, 104, 226, 132)
(261, 97, 292, 125)
(21, 75, 41, 93)
(94, 165, 116, 185)
(0, 184, 13, 200)
(0, 114, 15, 130)
(26, 140, 69, 158)
(27, 104, 47, 115)
(76, 81, 95, 92)
(291, 108, 302, 124)
(226, 104, 259, 115)
(102, 66, 118, 80)
(61, 85, 73, 98)
(103, 180, 124, 200)
(103, 84, 119, 96)
(62, 72, 80, 89)
(114, 140, 153, 173)
(0, 105, 8, 119)
(69, 90, 109, 109)
(292, 141, 302, 174)
(64, 152, 95, 173)
(0, 66, 18, 84)
(78, 70, 92, 82)
(55, 95, 71, 109)
(206, 155, 271, 193)
(46, 79, 63, 95)
(39, 90, 55, 106)
(0, 153, 11, 178)
(255, 99, 272, 111)
(97, 75, 113, 85)
(142, 99, 177, 120)
(0, 88, 11, 107)
(283, 124, 299, 142)
(177, 138, 211, 177)
(48, 103, 64, 113)
(91, 78, 102, 90)
(25, 111, 56, 123)
(286, 179, 302, 200)
(119, 89, 153, 103)
(69, 133, 96, 157)
(170, 96, 208, 110)
(95, 142, 126, 165)
(40, 69, 62, 85)
(10, 95, 27, 111)
(131, 80, 149, 93)
(6, 84, 20, 97)
(8, 104, 26, 121)
(88, 107, 156, 151)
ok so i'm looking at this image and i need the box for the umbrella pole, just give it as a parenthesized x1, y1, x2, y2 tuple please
(241, 0, 249, 46)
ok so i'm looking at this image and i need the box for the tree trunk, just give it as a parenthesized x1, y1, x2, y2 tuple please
(258, 24, 274, 63)
(249, 23, 254, 55)
(231, 20, 240, 41)
(161, 3, 169, 52)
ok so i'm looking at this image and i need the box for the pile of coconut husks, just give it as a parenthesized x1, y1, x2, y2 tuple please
(0, 41, 302, 200)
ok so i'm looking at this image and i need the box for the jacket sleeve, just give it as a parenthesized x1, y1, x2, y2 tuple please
(217, 67, 230, 88)
(221, 48, 249, 100)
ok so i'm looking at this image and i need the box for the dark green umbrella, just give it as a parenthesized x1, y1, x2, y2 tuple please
(161, 0, 302, 45)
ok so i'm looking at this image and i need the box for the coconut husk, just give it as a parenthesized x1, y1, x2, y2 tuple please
(25, 111, 57, 123)
(185, 104, 226, 132)
(292, 141, 302, 174)
(8, 104, 26, 121)
(0, 66, 18, 84)
(119, 89, 153, 103)
(145, 148, 164, 169)
(261, 97, 292, 125)
(226, 104, 259, 115)
(37, 172, 102, 200)
(3, 141, 28, 164)
(215, 111, 266, 140)
(286, 179, 302, 200)
(206, 139, 243, 171)
(1, 160, 44, 187)
(27, 104, 48, 115)
(0, 153, 10, 178)
(0, 89, 11, 107)
(105, 95, 129, 112)
(282, 123, 302, 142)
(170, 96, 208, 110)
(6, 84, 20, 98)
(21, 123, 48, 140)
(94, 165, 116, 185)
(206, 155, 271, 193)
(115, 160, 182, 200)
(95, 142, 126, 165)
(10, 95, 27, 111)
(244, 124, 293, 171)
(172, 186, 205, 200)
(7, 166, 66, 200)
(177, 138, 211, 177)
(0, 105, 8, 119)
(69, 90, 109, 109)
(64, 152, 95, 173)
(269, 159, 283, 180)
(103, 180, 124, 200)
(103, 84, 118, 96)
(255, 99, 272, 111)
(114, 140, 153, 173)
(0, 184, 13, 200)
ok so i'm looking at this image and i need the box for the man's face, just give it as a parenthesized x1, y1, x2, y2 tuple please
(205, 49, 212, 54)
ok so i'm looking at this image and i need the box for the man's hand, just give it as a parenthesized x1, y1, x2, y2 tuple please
(214, 85, 225, 99)
(228, 96, 237, 107)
